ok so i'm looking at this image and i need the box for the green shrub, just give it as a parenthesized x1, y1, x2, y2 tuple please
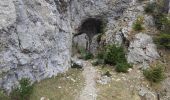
(10, 78, 33, 100)
(133, 22, 143, 31)
(133, 20, 144, 31)
(160, 16, 170, 32)
(154, 33, 170, 49)
(144, 3, 157, 14)
(104, 45, 126, 65)
(83, 52, 94, 60)
(115, 63, 130, 73)
(97, 45, 132, 73)
(143, 65, 165, 83)
(153, 13, 169, 30)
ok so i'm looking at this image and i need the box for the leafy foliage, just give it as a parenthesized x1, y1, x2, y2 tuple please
(104, 45, 126, 65)
(143, 65, 165, 83)
(97, 45, 132, 73)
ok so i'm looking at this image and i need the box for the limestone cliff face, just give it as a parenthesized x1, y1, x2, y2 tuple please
(0, 0, 165, 92)
(0, 0, 72, 92)
(0, 0, 132, 92)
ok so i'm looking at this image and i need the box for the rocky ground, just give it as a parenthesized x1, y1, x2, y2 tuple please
(18, 54, 169, 100)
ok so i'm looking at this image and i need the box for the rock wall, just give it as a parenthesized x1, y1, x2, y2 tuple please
(0, 0, 132, 92)
(0, 0, 73, 92)
(0, 0, 162, 92)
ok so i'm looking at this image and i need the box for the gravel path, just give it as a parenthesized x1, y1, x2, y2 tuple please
(78, 61, 97, 100)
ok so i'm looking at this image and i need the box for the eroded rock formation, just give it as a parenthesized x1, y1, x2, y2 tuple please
(0, 0, 131, 92)
(0, 0, 162, 92)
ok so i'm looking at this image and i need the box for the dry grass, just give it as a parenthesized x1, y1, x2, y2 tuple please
(30, 68, 84, 100)
(96, 66, 143, 100)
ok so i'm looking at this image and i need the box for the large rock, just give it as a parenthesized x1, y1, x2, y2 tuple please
(73, 33, 89, 50)
(90, 35, 100, 54)
(127, 33, 160, 64)
(0, 0, 131, 92)
(71, 57, 83, 69)
(138, 87, 156, 100)
(0, 0, 16, 29)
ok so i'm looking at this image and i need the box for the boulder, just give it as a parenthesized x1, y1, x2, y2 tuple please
(71, 58, 84, 69)
(138, 87, 156, 100)
(127, 33, 159, 64)
(73, 33, 89, 50)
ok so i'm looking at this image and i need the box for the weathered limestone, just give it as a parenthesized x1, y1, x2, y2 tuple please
(0, 0, 131, 92)
(0, 0, 161, 93)
(127, 33, 160, 64)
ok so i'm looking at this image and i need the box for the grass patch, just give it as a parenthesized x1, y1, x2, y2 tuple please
(133, 16, 144, 31)
(29, 68, 84, 100)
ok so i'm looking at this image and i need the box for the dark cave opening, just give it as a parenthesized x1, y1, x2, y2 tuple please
(77, 18, 104, 39)
(73, 18, 105, 54)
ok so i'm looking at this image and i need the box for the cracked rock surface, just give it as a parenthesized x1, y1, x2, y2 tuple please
(0, 0, 131, 92)
(0, 0, 162, 93)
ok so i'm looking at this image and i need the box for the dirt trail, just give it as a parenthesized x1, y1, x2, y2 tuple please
(78, 61, 97, 100)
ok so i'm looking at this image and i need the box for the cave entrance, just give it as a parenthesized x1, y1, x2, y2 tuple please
(78, 18, 104, 39)
(73, 18, 104, 53)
